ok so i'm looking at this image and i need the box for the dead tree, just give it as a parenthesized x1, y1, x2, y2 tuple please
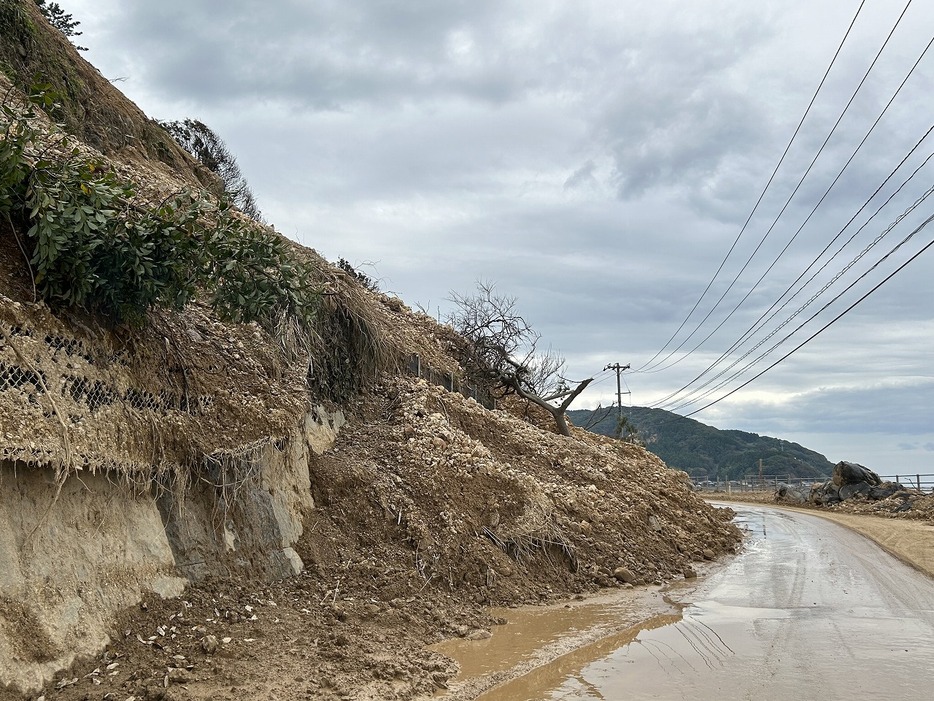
(447, 282, 591, 437)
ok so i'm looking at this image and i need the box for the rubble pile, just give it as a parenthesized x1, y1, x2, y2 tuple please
(304, 377, 742, 605)
(770, 461, 934, 522)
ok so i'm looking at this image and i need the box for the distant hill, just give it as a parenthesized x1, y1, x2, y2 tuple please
(568, 406, 833, 481)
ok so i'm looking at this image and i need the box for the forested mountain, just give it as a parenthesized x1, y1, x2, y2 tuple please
(568, 406, 834, 481)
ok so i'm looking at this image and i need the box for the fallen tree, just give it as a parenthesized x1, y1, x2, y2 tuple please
(447, 282, 591, 437)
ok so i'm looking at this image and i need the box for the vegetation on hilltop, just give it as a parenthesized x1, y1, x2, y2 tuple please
(569, 406, 834, 481)
(0, 0, 217, 190)
(0, 88, 318, 330)
(161, 118, 263, 222)
(33, 0, 84, 50)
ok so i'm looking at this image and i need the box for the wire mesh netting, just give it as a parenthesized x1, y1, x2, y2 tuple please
(0, 294, 307, 477)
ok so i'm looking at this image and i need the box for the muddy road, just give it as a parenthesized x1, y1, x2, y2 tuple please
(455, 504, 934, 700)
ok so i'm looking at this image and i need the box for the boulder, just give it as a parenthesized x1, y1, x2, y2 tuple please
(868, 481, 904, 500)
(774, 483, 807, 504)
(809, 480, 841, 505)
(810, 464, 899, 505)
(839, 481, 871, 501)
(613, 566, 637, 584)
(831, 461, 881, 488)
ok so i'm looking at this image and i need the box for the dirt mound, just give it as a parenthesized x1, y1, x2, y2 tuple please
(304, 377, 740, 600)
(7, 376, 740, 700)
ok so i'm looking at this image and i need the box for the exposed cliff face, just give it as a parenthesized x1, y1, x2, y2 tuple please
(0, 3, 742, 696)
(0, 404, 347, 691)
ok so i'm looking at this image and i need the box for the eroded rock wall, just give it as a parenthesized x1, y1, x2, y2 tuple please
(0, 462, 185, 690)
(0, 406, 344, 692)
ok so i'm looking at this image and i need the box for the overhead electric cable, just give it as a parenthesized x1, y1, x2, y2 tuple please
(635, 0, 868, 372)
(683, 219, 934, 418)
(660, 181, 934, 412)
(643, 35, 932, 384)
(669, 210, 934, 415)
(649, 121, 934, 408)
(638, 0, 914, 375)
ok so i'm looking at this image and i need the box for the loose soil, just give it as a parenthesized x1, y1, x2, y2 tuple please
(6, 409, 931, 701)
(1, 378, 741, 701)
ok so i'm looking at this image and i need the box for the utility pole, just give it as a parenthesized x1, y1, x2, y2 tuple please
(603, 362, 631, 426)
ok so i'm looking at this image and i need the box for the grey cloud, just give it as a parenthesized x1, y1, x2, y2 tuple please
(100, 0, 563, 110)
(564, 161, 597, 191)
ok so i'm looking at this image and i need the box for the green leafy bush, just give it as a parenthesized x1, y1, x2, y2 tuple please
(202, 202, 317, 329)
(0, 87, 319, 332)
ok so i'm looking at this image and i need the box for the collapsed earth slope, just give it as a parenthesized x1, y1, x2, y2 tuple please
(0, 3, 741, 697)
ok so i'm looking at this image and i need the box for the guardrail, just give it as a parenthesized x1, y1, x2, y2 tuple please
(693, 476, 824, 493)
(694, 473, 934, 494)
(879, 473, 934, 492)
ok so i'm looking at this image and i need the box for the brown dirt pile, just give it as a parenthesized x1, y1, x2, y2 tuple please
(7, 377, 740, 701)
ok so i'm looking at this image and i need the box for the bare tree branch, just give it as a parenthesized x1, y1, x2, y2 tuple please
(447, 282, 591, 437)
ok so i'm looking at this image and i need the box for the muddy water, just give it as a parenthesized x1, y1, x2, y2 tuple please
(445, 504, 934, 700)
(433, 588, 683, 698)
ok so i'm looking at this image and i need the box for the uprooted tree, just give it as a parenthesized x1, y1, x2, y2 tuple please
(447, 282, 591, 437)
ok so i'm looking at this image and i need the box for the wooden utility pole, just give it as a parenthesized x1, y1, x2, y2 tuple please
(603, 362, 631, 425)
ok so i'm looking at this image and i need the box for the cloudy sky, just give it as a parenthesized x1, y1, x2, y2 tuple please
(64, 0, 934, 474)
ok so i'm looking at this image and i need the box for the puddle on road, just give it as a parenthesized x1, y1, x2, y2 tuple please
(432, 588, 685, 699)
(470, 613, 681, 701)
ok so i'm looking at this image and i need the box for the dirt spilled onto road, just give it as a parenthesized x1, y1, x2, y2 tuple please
(3, 378, 739, 701)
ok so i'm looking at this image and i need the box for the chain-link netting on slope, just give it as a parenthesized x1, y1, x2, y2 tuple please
(0, 293, 309, 482)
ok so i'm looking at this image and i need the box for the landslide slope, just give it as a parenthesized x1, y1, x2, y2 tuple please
(0, 4, 742, 698)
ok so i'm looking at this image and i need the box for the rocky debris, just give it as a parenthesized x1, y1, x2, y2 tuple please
(721, 476, 934, 522)
(9, 374, 742, 701)
(307, 376, 742, 607)
(807, 462, 906, 507)
(832, 461, 882, 488)
(775, 483, 807, 504)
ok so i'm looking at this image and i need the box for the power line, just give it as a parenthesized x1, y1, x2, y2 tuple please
(635, 0, 869, 372)
(641, 29, 933, 383)
(662, 182, 934, 412)
(639, 0, 915, 375)
(684, 216, 934, 418)
(649, 124, 934, 409)
(675, 210, 934, 416)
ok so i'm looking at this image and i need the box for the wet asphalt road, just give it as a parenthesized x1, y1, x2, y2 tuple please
(481, 504, 934, 700)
